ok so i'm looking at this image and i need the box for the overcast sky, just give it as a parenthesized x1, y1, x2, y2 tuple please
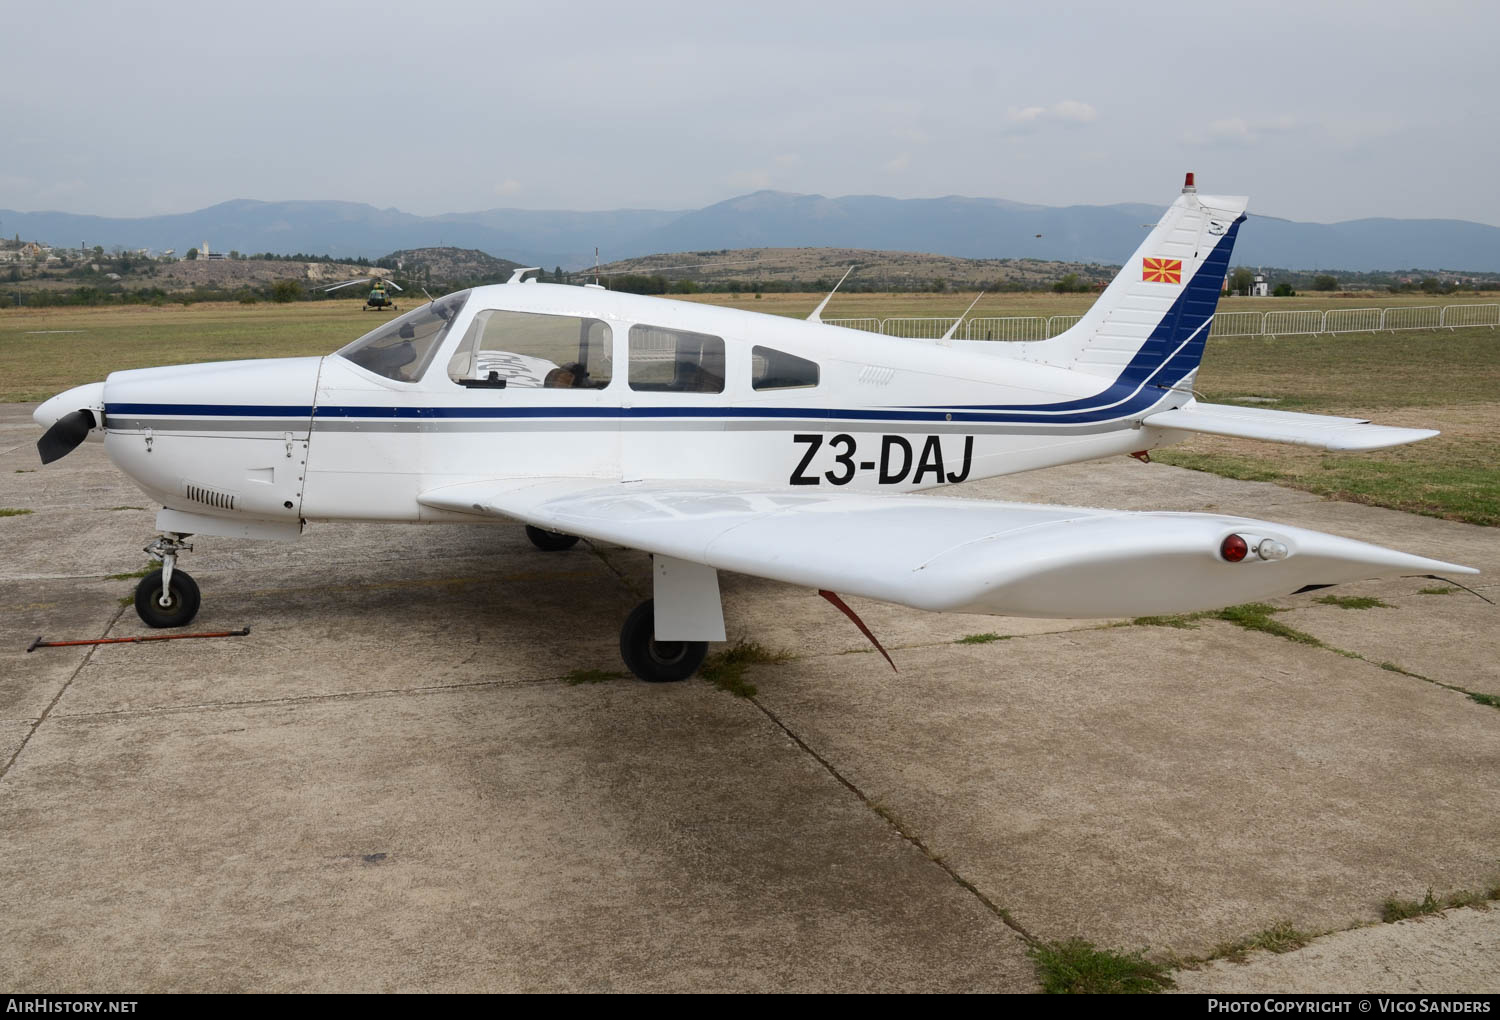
(5, 0, 1496, 224)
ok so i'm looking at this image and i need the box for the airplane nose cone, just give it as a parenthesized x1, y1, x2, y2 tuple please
(34, 381, 106, 430)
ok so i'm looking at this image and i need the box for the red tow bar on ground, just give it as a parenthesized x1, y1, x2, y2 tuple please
(27, 627, 251, 652)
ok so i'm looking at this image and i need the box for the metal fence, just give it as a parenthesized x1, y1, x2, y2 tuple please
(1440, 303, 1500, 328)
(822, 317, 882, 334)
(1382, 306, 1442, 331)
(964, 316, 1049, 341)
(880, 317, 960, 339)
(1322, 307, 1383, 333)
(1209, 310, 1265, 337)
(828, 303, 1500, 342)
(1263, 309, 1326, 336)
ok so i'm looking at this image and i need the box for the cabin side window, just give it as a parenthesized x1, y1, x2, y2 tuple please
(628, 325, 725, 393)
(751, 346, 819, 390)
(447, 310, 613, 389)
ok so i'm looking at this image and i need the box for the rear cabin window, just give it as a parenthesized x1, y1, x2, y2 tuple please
(751, 346, 819, 390)
(447, 310, 612, 389)
(628, 325, 725, 393)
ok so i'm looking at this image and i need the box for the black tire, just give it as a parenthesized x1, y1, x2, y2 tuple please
(619, 599, 706, 683)
(525, 525, 580, 552)
(134, 568, 201, 628)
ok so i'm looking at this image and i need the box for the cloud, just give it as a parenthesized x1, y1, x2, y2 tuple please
(1184, 116, 1299, 147)
(726, 169, 772, 190)
(493, 179, 523, 196)
(1002, 100, 1099, 133)
(883, 152, 912, 174)
(1051, 100, 1099, 123)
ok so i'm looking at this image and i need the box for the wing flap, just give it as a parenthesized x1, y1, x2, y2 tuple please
(420, 479, 1476, 619)
(1143, 402, 1437, 451)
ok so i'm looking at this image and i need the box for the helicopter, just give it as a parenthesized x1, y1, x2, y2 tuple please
(324, 276, 402, 311)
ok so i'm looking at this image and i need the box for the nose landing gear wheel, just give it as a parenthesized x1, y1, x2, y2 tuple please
(619, 598, 707, 683)
(133, 568, 201, 628)
(525, 525, 580, 552)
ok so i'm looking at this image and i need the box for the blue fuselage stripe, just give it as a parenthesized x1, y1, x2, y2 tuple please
(106, 403, 1143, 426)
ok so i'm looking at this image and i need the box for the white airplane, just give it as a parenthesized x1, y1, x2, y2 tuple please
(33, 174, 1476, 681)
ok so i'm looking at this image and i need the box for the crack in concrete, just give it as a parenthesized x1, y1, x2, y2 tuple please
(742, 689, 1041, 948)
(46, 671, 575, 723)
(584, 539, 647, 600)
(1127, 611, 1500, 712)
(1, 602, 127, 783)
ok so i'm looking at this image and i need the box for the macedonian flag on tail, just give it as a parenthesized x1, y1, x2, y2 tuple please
(1142, 256, 1182, 283)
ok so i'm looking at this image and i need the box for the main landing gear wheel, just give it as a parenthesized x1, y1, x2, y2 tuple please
(619, 599, 706, 683)
(134, 568, 201, 628)
(525, 525, 580, 552)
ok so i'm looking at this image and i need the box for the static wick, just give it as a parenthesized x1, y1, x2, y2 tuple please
(818, 590, 896, 672)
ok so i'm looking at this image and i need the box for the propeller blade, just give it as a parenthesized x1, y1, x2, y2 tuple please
(385, 280, 403, 292)
(37, 409, 97, 465)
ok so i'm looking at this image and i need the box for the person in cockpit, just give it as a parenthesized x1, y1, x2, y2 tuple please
(543, 362, 586, 388)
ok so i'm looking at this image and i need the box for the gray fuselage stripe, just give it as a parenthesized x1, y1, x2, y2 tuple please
(107, 418, 311, 432)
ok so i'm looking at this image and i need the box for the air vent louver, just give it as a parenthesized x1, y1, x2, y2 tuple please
(186, 483, 236, 511)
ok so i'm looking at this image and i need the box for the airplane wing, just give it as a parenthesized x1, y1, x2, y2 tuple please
(1143, 401, 1436, 451)
(418, 478, 1475, 619)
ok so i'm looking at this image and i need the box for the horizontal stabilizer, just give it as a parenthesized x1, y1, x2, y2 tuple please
(1144, 402, 1438, 451)
(420, 479, 1476, 619)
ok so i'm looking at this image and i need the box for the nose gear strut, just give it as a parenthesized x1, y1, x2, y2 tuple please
(135, 533, 202, 628)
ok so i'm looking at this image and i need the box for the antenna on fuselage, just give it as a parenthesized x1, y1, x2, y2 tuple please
(939, 290, 987, 344)
(806, 265, 854, 323)
(593, 247, 600, 287)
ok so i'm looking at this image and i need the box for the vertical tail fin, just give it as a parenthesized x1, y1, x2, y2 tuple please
(1018, 174, 1248, 391)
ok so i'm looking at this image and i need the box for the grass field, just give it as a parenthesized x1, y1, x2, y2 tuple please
(3, 298, 1496, 525)
(1160, 331, 1500, 526)
(678, 290, 1498, 321)
(0, 303, 382, 404)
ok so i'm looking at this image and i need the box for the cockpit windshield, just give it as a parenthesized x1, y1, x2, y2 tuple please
(336, 289, 471, 382)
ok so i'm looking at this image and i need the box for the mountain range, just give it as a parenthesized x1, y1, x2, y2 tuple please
(4, 192, 1498, 273)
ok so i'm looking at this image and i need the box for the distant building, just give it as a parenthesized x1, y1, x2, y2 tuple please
(1251, 273, 1269, 298)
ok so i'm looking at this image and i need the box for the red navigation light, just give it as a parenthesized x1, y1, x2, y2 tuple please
(1221, 534, 1248, 562)
(1184, 171, 1196, 189)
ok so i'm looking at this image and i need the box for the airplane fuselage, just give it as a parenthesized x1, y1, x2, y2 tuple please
(70, 283, 1184, 537)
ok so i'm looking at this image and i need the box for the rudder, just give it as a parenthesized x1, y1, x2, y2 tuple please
(1016, 174, 1249, 392)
